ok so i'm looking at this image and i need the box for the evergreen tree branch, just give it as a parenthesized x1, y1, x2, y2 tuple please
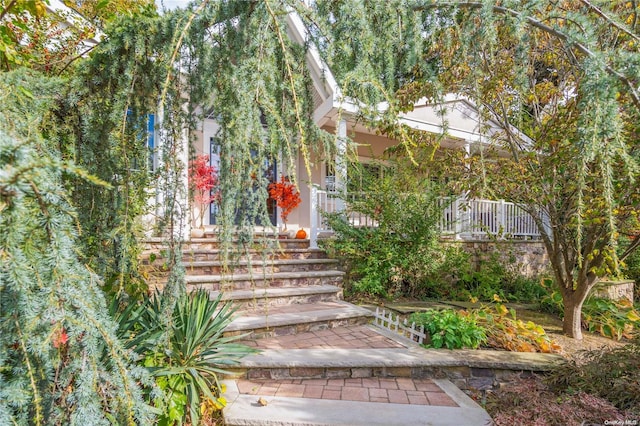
(159, 0, 210, 114)
(15, 320, 43, 426)
(264, 0, 311, 182)
(579, 0, 640, 43)
(417, 1, 640, 110)
(57, 45, 98, 76)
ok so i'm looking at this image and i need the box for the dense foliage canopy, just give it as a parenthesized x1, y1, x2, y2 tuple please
(3, 0, 640, 422)
(313, 0, 640, 338)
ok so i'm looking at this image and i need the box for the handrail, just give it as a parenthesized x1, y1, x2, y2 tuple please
(310, 190, 543, 244)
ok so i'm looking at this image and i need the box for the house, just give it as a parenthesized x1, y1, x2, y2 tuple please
(155, 12, 541, 246)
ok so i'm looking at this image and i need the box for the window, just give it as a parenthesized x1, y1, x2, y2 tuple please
(324, 162, 335, 191)
(348, 161, 383, 193)
(147, 114, 156, 171)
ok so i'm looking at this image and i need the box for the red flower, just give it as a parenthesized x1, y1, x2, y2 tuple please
(268, 176, 301, 227)
(189, 154, 220, 228)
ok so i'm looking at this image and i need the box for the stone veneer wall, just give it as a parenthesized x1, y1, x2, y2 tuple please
(238, 364, 554, 393)
(591, 280, 635, 302)
(444, 240, 550, 278)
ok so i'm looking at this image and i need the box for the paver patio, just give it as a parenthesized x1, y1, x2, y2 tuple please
(239, 324, 406, 350)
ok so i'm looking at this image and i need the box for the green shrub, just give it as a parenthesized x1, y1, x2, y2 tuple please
(582, 297, 640, 340)
(546, 340, 640, 415)
(409, 309, 487, 349)
(539, 280, 564, 316)
(322, 165, 447, 299)
(455, 253, 548, 303)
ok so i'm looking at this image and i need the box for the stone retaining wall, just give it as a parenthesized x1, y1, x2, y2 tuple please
(423, 365, 540, 393)
(591, 280, 635, 302)
(445, 240, 550, 278)
(234, 364, 549, 393)
(230, 348, 565, 394)
(232, 366, 549, 393)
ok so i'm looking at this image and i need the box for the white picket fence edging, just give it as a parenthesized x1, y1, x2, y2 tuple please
(372, 307, 426, 345)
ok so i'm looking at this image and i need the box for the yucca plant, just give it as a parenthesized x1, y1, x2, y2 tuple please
(115, 290, 255, 425)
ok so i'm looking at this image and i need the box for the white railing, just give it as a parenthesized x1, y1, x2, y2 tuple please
(309, 187, 542, 248)
(441, 196, 542, 239)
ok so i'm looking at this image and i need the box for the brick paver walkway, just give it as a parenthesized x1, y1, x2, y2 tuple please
(236, 377, 459, 406)
(239, 325, 406, 350)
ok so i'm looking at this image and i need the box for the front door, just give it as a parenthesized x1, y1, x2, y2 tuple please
(209, 137, 277, 227)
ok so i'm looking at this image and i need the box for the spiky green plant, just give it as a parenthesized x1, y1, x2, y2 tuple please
(116, 290, 255, 425)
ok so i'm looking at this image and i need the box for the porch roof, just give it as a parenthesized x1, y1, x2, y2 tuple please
(286, 11, 533, 151)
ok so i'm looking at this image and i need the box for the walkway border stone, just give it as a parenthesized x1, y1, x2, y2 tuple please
(227, 345, 565, 392)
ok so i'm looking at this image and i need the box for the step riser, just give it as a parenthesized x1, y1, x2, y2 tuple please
(185, 276, 344, 292)
(182, 263, 335, 275)
(141, 249, 328, 265)
(224, 365, 430, 380)
(185, 240, 310, 251)
(181, 251, 327, 261)
(224, 316, 371, 340)
(227, 292, 341, 312)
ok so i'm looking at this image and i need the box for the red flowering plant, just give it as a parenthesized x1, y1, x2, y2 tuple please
(189, 154, 219, 229)
(268, 176, 301, 231)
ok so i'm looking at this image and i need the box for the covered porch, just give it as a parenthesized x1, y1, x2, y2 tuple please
(308, 189, 543, 249)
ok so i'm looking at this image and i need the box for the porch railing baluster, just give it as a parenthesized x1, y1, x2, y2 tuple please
(309, 190, 543, 243)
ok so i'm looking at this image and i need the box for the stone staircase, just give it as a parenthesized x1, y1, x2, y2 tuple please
(142, 235, 495, 426)
(142, 235, 374, 340)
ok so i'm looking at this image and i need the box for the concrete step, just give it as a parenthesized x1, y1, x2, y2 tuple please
(180, 248, 329, 262)
(221, 378, 492, 426)
(185, 270, 345, 292)
(212, 285, 342, 311)
(224, 301, 374, 339)
(146, 237, 311, 251)
(182, 258, 339, 275)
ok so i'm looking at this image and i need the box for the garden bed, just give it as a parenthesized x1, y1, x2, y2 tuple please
(371, 299, 630, 358)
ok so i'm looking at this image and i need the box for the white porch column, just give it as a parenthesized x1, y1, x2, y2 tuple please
(335, 119, 348, 211)
(310, 186, 319, 249)
(152, 107, 166, 237)
(456, 141, 473, 240)
(178, 126, 190, 240)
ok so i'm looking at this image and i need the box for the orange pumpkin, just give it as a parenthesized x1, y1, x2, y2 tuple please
(295, 229, 307, 239)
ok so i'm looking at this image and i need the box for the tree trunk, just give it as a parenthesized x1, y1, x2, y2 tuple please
(562, 296, 585, 340)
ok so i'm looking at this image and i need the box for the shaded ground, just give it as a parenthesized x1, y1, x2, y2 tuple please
(376, 299, 639, 424)
(514, 308, 627, 357)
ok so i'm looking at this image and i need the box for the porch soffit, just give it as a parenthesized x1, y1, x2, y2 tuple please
(285, 12, 529, 155)
(320, 98, 498, 146)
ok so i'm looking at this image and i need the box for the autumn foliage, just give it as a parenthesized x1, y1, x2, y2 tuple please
(189, 154, 219, 227)
(268, 176, 301, 228)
